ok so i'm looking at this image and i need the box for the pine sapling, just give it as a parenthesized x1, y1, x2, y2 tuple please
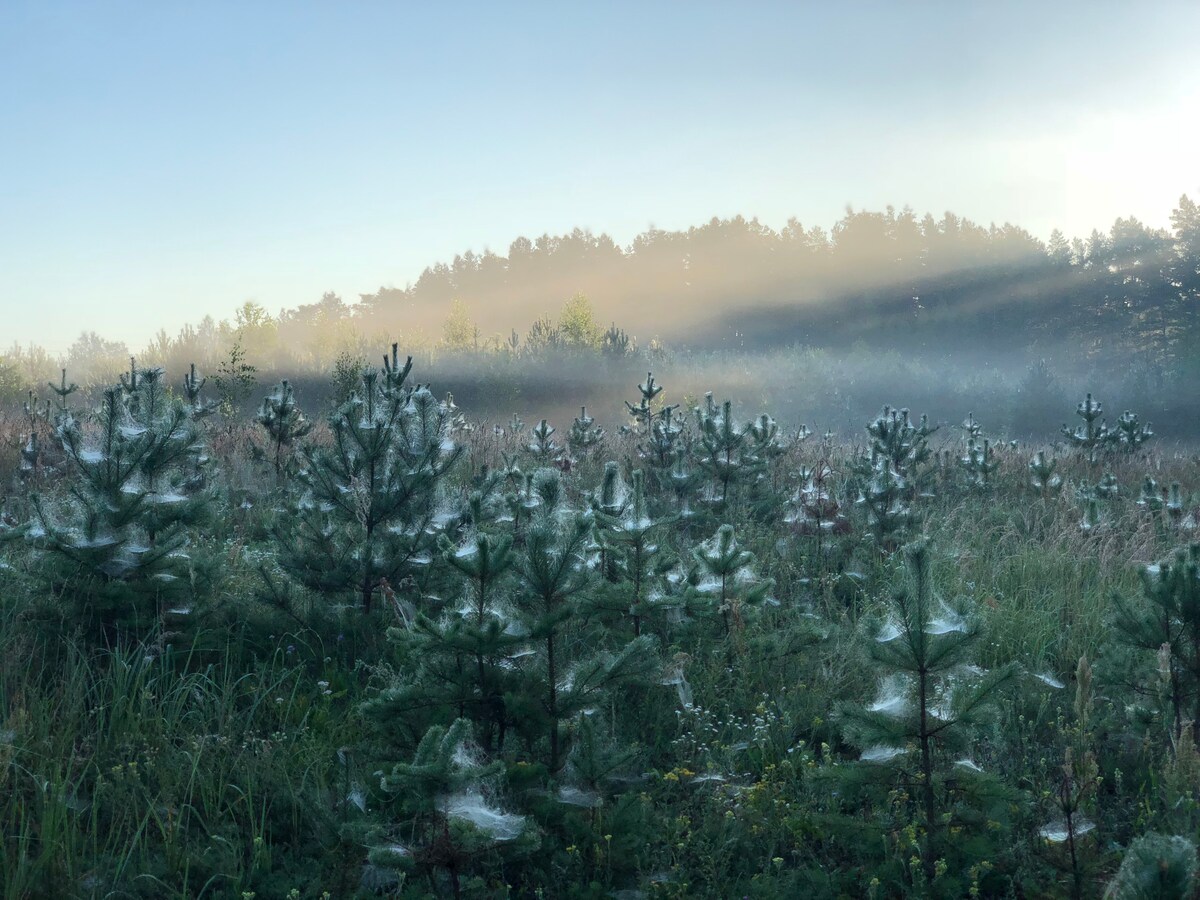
(591, 469, 675, 636)
(838, 541, 1016, 885)
(282, 354, 461, 614)
(443, 392, 472, 435)
(857, 458, 914, 553)
(567, 406, 606, 459)
(1062, 394, 1113, 462)
(695, 395, 757, 508)
(958, 438, 1000, 490)
(366, 718, 527, 899)
(625, 372, 664, 434)
(669, 446, 700, 522)
(1105, 834, 1197, 900)
(1112, 544, 1200, 741)
(512, 474, 594, 770)
(691, 523, 773, 638)
(256, 379, 314, 477)
(526, 419, 562, 465)
(867, 405, 938, 485)
(961, 412, 982, 442)
(29, 373, 209, 642)
(1114, 410, 1154, 452)
(642, 404, 685, 472)
(19, 390, 50, 482)
(47, 367, 78, 419)
(1037, 656, 1100, 900)
(381, 532, 519, 752)
(1029, 450, 1063, 497)
(510, 470, 655, 771)
(181, 363, 218, 421)
(601, 323, 632, 358)
(786, 461, 852, 575)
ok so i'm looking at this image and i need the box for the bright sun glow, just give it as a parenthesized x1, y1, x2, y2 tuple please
(1062, 84, 1200, 234)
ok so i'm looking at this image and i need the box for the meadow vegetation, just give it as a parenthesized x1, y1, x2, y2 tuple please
(1, 347, 1199, 899)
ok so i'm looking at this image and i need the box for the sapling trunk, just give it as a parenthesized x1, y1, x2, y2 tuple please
(548, 629, 559, 771)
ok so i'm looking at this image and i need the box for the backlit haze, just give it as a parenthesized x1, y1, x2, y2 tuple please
(2, 1, 1198, 354)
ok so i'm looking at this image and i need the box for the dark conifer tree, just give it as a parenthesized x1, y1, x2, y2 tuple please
(690, 523, 773, 637)
(590, 469, 675, 637)
(624, 372, 664, 434)
(838, 542, 1016, 887)
(567, 406, 605, 460)
(365, 718, 532, 899)
(508, 469, 655, 771)
(28, 366, 211, 642)
(1062, 394, 1113, 462)
(279, 345, 462, 615)
(256, 379, 314, 477)
(1029, 450, 1063, 497)
(1112, 544, 1200, 741)
(695, 394, 755, 508)
(181, 363, 218, 421)
(381, 532, 520, 752)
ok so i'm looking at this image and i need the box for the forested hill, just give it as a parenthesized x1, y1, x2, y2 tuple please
(354, 196, 1200, 363)
(2, 196, 1198, 395)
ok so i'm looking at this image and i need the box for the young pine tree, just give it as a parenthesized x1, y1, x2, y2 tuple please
(958, 438, 1000, 490)
(181, 363, 218, 421)
(668, 445, 701, 522)
(280, 347, 462, 615)
(1062, 393, 1114, 462)
(1112, 544, 1200, 742)
(28, 369, 210, 642)
(511, 471, 592, 771)
(852, 406, 937, 552)
(525, 419, 562, 466)
(856, 458, 915, 553)
(744, 412, 790, 518)
(695, 394, 760, 509)
(1029, 450, 1063, 497)
(380, 531, 520, 752)
(641, 403, 685, 473)
(690, 523, 773, 638)
(590, 469, 676, 637)
(18, 390, 51, 483)
(588, 461, 628, 585)
(867, 405, 938, 484)
(1114, 409, 1154, 452)
(601, 323, 632, 359)
(838, 541, 1016, 887)
(624, 372, 683, 476)
(256, 379, 314, 477)
(366, 718, 532, 899)
(625, 372, 664, 434)
(508, 469, 655, 771)
(47, 367, 79, 419)
(567, 406, 605, 460)
(785, 461, 852, 576)
(1104, 833, 1197, 900)
(1037, 656, 1102, 900)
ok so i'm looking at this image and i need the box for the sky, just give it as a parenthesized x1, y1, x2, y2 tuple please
(2, 1, 1199, 354)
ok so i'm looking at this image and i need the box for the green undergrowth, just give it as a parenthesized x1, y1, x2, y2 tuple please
(2, 366, 1199, 898)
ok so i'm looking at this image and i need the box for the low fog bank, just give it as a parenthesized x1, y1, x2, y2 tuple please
(416, 348, 1199, 443)
(177, 346, 1200, 445)
(4, 197, 1199, 443)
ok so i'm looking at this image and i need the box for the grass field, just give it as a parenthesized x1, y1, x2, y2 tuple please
(1, 370, 1197, 899)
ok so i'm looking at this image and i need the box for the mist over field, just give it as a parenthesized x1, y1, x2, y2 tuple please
(5, 197, 1200, 440)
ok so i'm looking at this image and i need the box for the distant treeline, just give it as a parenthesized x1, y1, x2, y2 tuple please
(2, 196, 1198, 432)
(355, 195, 1200, 364)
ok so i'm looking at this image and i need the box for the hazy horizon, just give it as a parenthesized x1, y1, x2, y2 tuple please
(3, 1, 1199, 354)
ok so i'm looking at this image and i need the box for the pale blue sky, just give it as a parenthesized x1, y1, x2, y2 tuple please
(2, 1, 1199, 353)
